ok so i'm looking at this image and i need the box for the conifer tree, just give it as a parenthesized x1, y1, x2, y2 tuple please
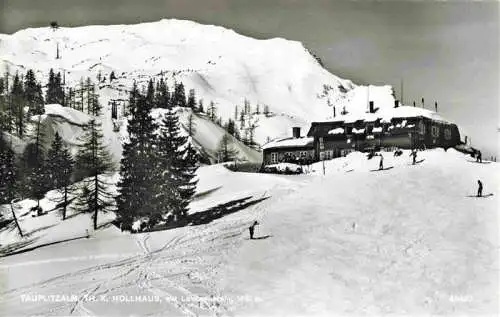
(187, 89, 196, 109)
(225, 119, 236, 136)
(21, 115, 49, 207)
(109, 71, 116, 82)
(197, 99, 204, 113)
(46, 69, 64, 105)
(145, 79, 156, 109)
(74, 119, 114, 230)
(0, 132, 17, 204)
(46, 69, 57, 104)
(116, 91, 159, 231)
(89, 84, 101, 116)
(157, 108, 198, 223)
(24, 69, 45, 115)
(156, 78, 170, 109)
(207, 101, 217, 122)
(45, 132, 74, 220)
(11, 72, 26, 137)
(187, 113, 196, 137)
(173, 82, 186, 107)
(0, 76, 11, 132)
(216, 134, 238, 162)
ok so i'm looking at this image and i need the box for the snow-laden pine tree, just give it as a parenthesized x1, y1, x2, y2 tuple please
(116, 90, 159, 231)
(0, 132, 17, 205)
(74, 119, 114, 230)
(157, 108, 198, 223)
(45, 132, 74, 220)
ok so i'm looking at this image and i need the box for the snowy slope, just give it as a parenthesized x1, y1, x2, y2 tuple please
(0, 19, 400, 147)
(1, 149, 497, 316)
(26, 103, 260, 165)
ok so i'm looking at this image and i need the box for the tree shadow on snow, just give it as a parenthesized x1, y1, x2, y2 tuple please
(146, 195, 270, 232)
(0, 237, 39, 257)
(252, 235, 272, 240)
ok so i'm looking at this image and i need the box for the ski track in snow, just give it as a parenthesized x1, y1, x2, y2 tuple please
(0, 206, 278, 316)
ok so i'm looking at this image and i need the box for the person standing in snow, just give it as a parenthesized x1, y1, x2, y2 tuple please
(249, 221, 259, 239)
(379, 154, 384, 170)
(477, 180, 483, 197)
(410, 149, 417, 165)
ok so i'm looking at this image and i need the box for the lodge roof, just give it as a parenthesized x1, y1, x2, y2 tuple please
(262, 137, 314, 150)
(307, 106, 454, 136)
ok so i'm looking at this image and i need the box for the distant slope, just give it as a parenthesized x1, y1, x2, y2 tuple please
(0, 19, 398, 147)
(32, 104, 260, 165)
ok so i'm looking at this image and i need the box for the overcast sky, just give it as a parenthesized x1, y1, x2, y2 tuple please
(1, 0, 498, 156)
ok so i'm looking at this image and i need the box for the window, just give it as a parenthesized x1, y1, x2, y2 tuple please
(444, 128, 452, 140)
(271, 153, 278, 164)
(418, 121, 426, 135)
(324, 150, 333, 160)
(431, 126, 440, 138)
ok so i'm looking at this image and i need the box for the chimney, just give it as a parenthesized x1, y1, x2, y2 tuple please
(369, 101, 374, 113)
(292, 127, 301, 138)
(434, 101, 438, 112)
(394, 100, 399, 108)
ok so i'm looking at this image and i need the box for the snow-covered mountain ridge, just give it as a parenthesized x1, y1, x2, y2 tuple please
(0, 19, 398, 146)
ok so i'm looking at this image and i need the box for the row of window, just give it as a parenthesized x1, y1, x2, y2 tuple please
(431, 126, 452, 140)
(270, 151, 312, 164)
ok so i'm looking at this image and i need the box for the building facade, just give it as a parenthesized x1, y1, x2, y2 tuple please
(262, 127, 314, 165)
(261, 104, 461, 167)
(306, 105, 461, 161)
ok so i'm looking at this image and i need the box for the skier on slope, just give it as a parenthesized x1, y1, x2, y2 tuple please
(477, 180, 483, 197)
(410, 149, 417, 165)
(379, 154, 384, 170)
(249, 221, 259, 239)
